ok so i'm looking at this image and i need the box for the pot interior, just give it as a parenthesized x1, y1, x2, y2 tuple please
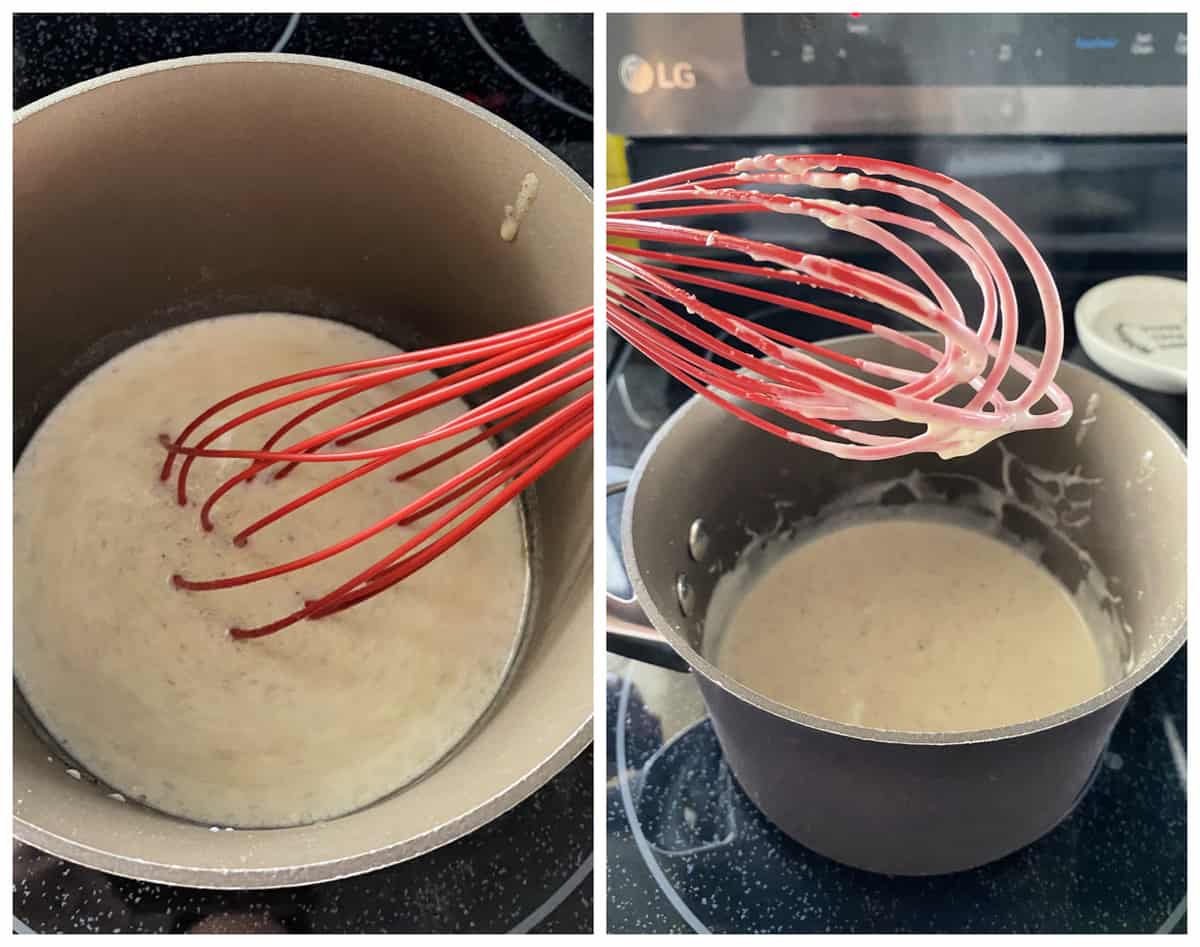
(14, 55, 592, 886)
(625, 334, 1186, 727)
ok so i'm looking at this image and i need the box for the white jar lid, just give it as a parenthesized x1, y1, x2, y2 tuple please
(1075, 275, 1186, 394)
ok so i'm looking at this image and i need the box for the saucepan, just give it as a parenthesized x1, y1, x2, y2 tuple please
(609, 333, 1185, 876)
(14, 54, 592, 887)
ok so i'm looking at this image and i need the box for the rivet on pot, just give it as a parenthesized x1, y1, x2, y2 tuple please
(675, 573, 695, 617)
(687, 519, 709, 562)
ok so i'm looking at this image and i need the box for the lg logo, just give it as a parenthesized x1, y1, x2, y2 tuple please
(618, 54, 696, 94)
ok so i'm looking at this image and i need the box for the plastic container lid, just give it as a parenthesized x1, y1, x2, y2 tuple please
(1075, 275, 1186, 394)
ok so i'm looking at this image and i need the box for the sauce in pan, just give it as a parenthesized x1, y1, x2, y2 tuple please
(712, 518, 1108, 732)
(15, 313, 528, 827)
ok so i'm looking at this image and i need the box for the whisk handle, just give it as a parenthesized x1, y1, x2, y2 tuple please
(607, 599, 689, 673)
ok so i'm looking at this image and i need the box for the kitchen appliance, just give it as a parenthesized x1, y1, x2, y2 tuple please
(14, 13, 593, 933)
(607, 11, 1185, 933)
(609, 13, 1185, 138)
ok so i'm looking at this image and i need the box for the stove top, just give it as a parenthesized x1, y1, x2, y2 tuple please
(13, 14, 592, 184)
(606, 668, 1184, 934)
(16, 748, 591, 934)
(12, 13, 592, 934)
(605, 140, 1186, 932)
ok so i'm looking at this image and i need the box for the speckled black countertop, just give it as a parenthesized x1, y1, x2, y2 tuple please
(13, 13, 592, 183)
(16, 747, 592, 934)
(606, 659, 1185, 934)
(12, 13, 592, 934)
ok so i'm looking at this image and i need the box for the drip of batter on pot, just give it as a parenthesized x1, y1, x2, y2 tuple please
(709, 517, 1110, 732)
(13, 313, 528, 828)
(500, 172, 539, 241)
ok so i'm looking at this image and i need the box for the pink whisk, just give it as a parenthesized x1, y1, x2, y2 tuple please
(158, 307, 593, 640)
(607, 153, 1072, 460)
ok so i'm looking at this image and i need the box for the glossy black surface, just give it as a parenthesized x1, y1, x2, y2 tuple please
(17, 748, 593, 934)
(743, 14, 1187, 87)
(607, 672, 1184, 933)
(13, 13, 592, 933)
(13, 13, 592, 183)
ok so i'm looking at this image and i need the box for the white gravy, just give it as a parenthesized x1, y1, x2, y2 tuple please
(711, 518, 1108, 732)
(14, 313, 528, 827)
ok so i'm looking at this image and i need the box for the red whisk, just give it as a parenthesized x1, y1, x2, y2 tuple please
(159, 307, 593, 640)
(607, 153, 1072, 460)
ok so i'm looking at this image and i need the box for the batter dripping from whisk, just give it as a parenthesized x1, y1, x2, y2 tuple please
(14, 314, 528, 828)
(607, 152, 1074, 460)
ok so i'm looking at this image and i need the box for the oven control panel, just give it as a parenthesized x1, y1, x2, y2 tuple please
(743, 14, 1185, 87)
(609, 13, 1186, 136)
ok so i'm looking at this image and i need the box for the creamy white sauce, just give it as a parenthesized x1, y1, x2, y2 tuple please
(710, 518, 1109, 732)
(14, 313, 528, 827)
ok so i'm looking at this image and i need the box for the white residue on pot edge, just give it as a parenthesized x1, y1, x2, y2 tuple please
(996, 439, 1102, 531)
(500, 172, 540, 242)
(1136, 449, 1155, 484)
(708, 448, 1134, 684)
(1074, 391, 1100, 447)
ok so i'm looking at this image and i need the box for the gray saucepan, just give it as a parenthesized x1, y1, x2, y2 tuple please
(14, 54, 592, 888)
(609, 333, 1185, 875)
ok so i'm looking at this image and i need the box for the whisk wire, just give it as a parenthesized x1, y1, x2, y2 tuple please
(160, 308, 588, 482)
(161, 309, 593, 639)
(225, 393, 592, 640)
(606, 153, 1071, 461)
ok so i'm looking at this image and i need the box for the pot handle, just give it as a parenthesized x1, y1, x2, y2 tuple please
(606, 480, 691, 673)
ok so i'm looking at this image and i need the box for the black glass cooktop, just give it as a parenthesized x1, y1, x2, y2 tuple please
(16, 747, 592, 934)
(606, 666, 1184, 934)
(13, 13, 593, 934)
(13, 13, 592, 184)
(606, 137, 1186, 933)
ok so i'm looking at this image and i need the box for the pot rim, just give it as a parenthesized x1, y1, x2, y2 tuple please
(13, 52, 593, 888)
(621, 333, 1187, 747)
(13, 724, 591, 890)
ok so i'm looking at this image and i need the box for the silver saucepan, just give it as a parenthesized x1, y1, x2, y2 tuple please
(609, 333, 1185, 876)
(14, 54, 592, 887)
